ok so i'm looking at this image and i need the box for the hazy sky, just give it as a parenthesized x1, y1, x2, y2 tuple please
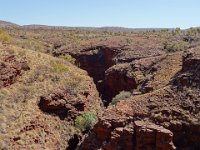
(0, 0, 199, 28)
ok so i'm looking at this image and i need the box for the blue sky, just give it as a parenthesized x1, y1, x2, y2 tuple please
(0, 0, 199, 29)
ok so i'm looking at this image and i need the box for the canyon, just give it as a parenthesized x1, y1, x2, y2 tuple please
(0, 25, 200, 150)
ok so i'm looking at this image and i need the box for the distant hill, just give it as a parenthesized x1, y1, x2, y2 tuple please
(98, 27, 174, 32)
(0, 20, 19, 28)
(1, 20, 198, 32)
(22, 25, 173, 33)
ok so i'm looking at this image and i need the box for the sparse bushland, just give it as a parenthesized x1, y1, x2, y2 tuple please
(75, 111, 97, 131)
(111, 91, 132, 105)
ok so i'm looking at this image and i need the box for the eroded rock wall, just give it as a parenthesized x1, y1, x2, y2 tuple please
(80, 120, 176, 150)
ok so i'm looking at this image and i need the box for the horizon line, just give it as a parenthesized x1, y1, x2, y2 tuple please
(0, 20, 199, 30)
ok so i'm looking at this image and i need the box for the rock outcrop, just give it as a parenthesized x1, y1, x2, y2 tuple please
(0, 54, 29, 88)
(134, 121, 175, 150)
(174, 49, 200, 87)
(39, 82, 101, 120)
(80, 120, 176, 150)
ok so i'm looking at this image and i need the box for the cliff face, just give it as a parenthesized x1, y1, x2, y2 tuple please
(169, 49, 200, 148)
(68, 46, 117, 102)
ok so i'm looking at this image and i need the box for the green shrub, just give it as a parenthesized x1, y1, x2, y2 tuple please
(126, 38, 133, 45)
(163, 41, 189, 52)
(111, 91, 132, 105)
(59, 54, 75, 64)
(187, 27, 199, 36)
(75, 111, 97, 131)
(0, 29, 11, 44)
(165, 43, 180, 52)
(52, 63, 69, 73)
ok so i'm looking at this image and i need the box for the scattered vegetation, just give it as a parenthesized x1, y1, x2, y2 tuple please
(75, 111, 97, 131)
(111, 91, 132, 105)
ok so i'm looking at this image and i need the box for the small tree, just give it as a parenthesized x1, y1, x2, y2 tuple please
(175, 27, 181, 34)
(75, 111, 97, 131)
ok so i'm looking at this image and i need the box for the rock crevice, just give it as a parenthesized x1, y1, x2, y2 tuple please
(65, 45, 165, 104)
